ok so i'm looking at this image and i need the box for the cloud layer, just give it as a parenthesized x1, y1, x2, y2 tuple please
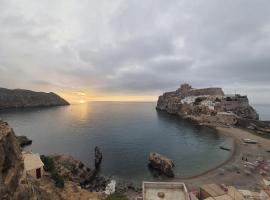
(0, 0, 270, 103)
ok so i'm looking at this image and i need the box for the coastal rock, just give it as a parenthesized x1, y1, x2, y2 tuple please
(49, 154, 96, 185)
(0, 120, 24, 199)
(148, 152, 175, 177)
(16, 135, 32, 147)
(157, 83, 259, 126)
(49, 154, 108, 192)
(0, 87, 69, 110)
(95, 146, 103, 168)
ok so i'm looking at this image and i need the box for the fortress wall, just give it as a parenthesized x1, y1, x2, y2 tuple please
(187, 88, 224, 97)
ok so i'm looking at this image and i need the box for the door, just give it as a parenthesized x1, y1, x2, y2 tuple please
(36, 168, 41, 179)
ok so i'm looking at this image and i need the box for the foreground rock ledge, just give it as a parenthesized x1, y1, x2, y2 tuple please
(149, 152, 175, 177)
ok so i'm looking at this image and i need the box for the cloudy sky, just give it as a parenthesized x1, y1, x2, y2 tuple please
(0, 0, 270, 103)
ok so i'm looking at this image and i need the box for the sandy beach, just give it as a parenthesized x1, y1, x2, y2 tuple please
(178, 127, 270, 191)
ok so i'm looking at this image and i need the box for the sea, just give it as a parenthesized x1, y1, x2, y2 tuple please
(6, 102, 268, 184)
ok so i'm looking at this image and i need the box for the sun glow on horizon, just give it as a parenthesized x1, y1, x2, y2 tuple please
(79, 100, 86, 104)
(57, 91, 157, 104)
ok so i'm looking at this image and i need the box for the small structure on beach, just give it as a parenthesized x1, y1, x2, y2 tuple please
(143, 182, 190, 200)
(200, 184, 226, 199)
(200, 184, 245, 200)
(22, 151, 44, 179)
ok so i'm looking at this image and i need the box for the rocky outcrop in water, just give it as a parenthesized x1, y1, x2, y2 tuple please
(49, 153, 109, 192)
(0, 88, 69, 110)
(157, 83, 259, 126)
(149, 152, 175, 177)
(95, 146, 103, 169)
(16, 135, 32, 147)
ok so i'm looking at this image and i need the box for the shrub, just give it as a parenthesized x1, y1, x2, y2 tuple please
(225, 97, 232, 101)
(41, 155, 55, 172)
(51, 172, 65, 188)
(106, 193, 129, 200)
(40, 155, 65, 188)
(194, 97, 205, 105)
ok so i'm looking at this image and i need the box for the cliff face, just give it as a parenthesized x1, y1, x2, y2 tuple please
(0, 88, 69, 110)
(157, 84, 259, 126)
(0, 120, 24, 199)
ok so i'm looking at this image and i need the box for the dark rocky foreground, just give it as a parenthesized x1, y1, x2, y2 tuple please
(0, 120, 108, 200)
(0, 87, 69, 110)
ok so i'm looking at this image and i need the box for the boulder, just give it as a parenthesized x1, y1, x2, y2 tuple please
(16, 136, 32, 147)
(95, 146, 103, 168)
(148, 152, 175, 177)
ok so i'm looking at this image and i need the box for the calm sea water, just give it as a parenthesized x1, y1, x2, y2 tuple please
(0, 102, 234, 184)
(253, 104, 270, 121)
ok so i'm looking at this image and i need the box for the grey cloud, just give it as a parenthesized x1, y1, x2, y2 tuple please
(0, 0, 270, 103)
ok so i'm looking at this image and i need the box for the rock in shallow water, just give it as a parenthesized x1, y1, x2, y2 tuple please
(16, 135, 32, 147)
(95, 146, 103, 169)
(148, 152, 175, 177)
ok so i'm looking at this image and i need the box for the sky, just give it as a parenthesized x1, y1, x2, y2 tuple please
(0, 0, 270, 103)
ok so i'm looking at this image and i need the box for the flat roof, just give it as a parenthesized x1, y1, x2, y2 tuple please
(143, 182, 190, 200)
(23, 151, 44, 171)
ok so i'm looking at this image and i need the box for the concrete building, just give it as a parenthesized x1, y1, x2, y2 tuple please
(143, 182, 190, 200)
(22, 151, 44, 179)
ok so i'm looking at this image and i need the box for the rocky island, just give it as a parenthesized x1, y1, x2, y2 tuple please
(0, 88, 69, 110)
(157, 83, 260, 127)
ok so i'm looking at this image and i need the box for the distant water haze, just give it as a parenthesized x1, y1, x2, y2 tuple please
(0, 102, 242, 184)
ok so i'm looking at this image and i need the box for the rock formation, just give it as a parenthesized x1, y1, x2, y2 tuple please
(0, 120, 24, 199)
(16, 135, 32, 147)
(148, 152, 175, 177)
(0, 87, 69, 110)
(95, 146, 103, 169)
(157, 83, 259, 126)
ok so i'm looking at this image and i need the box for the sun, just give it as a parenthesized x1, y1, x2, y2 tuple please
(79, 100, 86, 104)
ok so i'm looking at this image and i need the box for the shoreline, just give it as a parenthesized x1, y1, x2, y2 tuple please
(174, 126, 270, 190)
(174, 126, 239, 180)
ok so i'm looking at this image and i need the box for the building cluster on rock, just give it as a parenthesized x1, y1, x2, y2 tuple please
(157, 83, 259, 127)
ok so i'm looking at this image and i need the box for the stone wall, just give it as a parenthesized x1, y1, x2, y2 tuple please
(187, 88, 224, 97)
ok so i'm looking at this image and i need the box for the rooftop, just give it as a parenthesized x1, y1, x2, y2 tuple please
(143, 182, 190, 200)
(22, 151, 44, 171)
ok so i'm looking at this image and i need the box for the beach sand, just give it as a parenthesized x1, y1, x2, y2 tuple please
(178, 127, 270, 191)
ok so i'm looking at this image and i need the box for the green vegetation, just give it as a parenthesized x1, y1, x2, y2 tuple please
(194, 97, 206, 105)
(41, 155, 65, 188)
(51, 172, 65, 188)
(225, 96, 233, 101)
(41, 155, 55, 172)
(106, 192, 129, 200)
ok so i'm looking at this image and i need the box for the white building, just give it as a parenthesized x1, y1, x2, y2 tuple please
(143, 182, 190, 200)
(22, 151, 44, 179)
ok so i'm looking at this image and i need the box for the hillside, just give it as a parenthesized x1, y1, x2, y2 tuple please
(0, 88, 69, 109)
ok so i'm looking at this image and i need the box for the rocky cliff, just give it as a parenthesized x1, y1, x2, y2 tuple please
(0, 88, 69, 110)
(157, 84, 259, 126)
(0, 120, 24, 199)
